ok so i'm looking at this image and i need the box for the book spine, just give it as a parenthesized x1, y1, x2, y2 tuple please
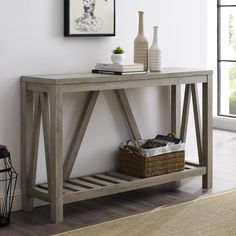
(92, 69, 122, 75)
(95, 64, 144, 71)
(96, 64, 120, 69)
(95, 67, 122, 72)
(95, 67, 144, 72)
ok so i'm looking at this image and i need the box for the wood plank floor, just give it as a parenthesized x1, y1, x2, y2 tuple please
(1, 129, 236, 236)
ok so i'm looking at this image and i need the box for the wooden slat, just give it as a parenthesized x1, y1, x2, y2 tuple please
(63, 182, 88, 192)
(81, 176, 114, 186)
(185, 161, 200, 168)
(28, 92, 41, 191)
(40, 92, 52, 198)
(37, 183, 52, 193)
(39, 183, 49, 189)
(31, 188, 50, 202)
(35, 186, 48, 194)
(68, 178, 100, 189)
(38, 183, 73, 194)
(107, 172, 139, 181)
(171, 85, 181, 137)
(94, 174, 128, 183)
(116, 89, 142, 140)
(185, 165, 196, 169)
(63, 91, 100, 179)
(191, 84, 203, 165)
(180, 84, 191, 141)
(62, 188, 75, 194)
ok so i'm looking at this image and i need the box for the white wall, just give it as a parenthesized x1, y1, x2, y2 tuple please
(0, 0, 207, 208)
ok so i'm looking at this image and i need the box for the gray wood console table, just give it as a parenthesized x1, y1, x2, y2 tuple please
(21, 68, 212, 223)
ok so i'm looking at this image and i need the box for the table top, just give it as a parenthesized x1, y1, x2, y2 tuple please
(21, 68, 212, 85)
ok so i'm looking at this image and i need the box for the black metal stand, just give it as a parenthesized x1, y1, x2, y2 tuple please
(0, 145, 18, 227)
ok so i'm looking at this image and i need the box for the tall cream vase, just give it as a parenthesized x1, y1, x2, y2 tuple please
(134, 11, 149, 71)
(149, 26, 162, 72)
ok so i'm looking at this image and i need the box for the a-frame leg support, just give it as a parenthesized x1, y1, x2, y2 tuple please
(63, 91, 100, 180)
(116, 89, 142, 140)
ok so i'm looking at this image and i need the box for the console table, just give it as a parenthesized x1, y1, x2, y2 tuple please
(21, 68, 212, 223)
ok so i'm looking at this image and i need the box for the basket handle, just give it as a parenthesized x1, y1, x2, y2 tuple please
(124, 140, 140, 155)
(127, 140, 139, 148)
(167, 133, 176, 138)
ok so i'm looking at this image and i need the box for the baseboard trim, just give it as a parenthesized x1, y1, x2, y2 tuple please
(213, 116, 236, 132)
(11, 190, 48, 212)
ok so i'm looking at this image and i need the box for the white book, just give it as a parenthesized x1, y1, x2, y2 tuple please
(95, 63, 144, 72)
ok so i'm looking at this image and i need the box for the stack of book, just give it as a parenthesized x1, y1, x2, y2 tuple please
(92, 63, 145, 75)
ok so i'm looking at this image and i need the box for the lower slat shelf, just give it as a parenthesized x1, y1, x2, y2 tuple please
(35, 165, 206, 204)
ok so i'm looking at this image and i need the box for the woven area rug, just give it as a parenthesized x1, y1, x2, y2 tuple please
(54, 190, 236, 236)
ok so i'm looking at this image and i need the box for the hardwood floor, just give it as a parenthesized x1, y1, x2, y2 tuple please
(1, 129, 236, 236)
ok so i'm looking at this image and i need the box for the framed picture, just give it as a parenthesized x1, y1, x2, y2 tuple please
(64, 0, 115, 37)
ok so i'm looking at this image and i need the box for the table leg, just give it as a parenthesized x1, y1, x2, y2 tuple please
(202, 76, 213, 189)
(21, 81, 34, 211)
(49, 85, 64, 223)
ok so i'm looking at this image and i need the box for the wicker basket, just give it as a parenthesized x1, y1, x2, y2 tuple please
(119, 146, 185, 178)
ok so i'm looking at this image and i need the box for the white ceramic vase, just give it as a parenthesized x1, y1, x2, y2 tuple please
(111, 54, 125, 64)
(134, 11, 149, 71)
(149, 26, 162, 72)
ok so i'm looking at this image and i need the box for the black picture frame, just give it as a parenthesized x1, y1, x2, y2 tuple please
(64, 0, 116, 37)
